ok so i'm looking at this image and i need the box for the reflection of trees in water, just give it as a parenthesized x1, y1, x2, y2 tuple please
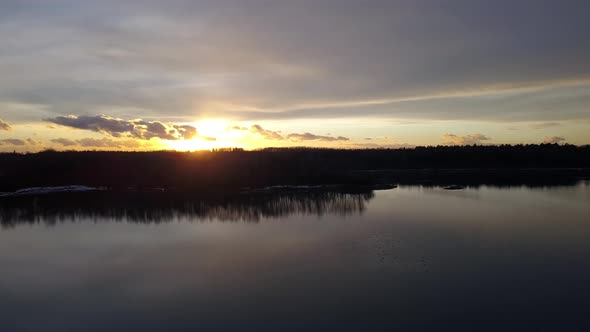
(0, 191, 375, 227)
(201, 191, 374, 221)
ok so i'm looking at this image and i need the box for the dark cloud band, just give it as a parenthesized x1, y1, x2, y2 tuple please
(44, 115, 210, 141)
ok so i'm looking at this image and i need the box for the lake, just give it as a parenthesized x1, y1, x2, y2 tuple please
(1, 183, 589, 331)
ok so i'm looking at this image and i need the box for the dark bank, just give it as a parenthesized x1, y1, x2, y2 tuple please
(1, 144, 589, 192)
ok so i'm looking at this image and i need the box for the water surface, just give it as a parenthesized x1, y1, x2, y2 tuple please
(1, 183, 589, 331)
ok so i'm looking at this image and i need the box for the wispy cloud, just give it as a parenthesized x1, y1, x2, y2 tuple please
(531, 122, 561, 130)
(287, 133, 349, 142)
(77, 137, 140, 148)
(26, 138, 39, 145)
(249, 125, 284, 140)
(0, 118, 11, 131)
(543, 136, 566, 144)
(350, 143, 415, 149)
(51, 137, 140, 148)
(231, 124, 349, 142)
(443, 133, 491, 146)
(0, 138, 26, 146)
(50, 138, 77, 146)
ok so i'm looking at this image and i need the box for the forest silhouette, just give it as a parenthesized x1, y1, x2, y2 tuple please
(1, 144, 589, 192)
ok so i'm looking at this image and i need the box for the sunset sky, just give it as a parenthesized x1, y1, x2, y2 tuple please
(1, 0, 590, 152)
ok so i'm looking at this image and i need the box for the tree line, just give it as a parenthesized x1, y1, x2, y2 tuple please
(1, 144, 589, 191)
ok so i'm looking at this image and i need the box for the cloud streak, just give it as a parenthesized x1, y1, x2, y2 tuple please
(443, 134, 491, 146)
(51, 137, 141, 149)
(349, 143, 415, 149)
(77, 137, 140, 148)
(50, 138, 77, 146)
(286, 133, 349, 142)
(249, 125, 284, 140)
(0, 138, 26, 146)
(531, 122, 562, 130)
(26, 138, 39, 145)
(543, 136, 566, 144)
(232, 124, 349, 143)
(0, 118, 11, 131)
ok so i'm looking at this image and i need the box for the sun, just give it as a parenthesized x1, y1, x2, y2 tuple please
(197, 119, 229, 138)
(164, 119, 239, 151)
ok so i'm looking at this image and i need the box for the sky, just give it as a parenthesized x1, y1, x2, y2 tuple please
(1, 0, 590, 152)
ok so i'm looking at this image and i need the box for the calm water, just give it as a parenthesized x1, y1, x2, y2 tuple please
(1, 183, 589, 331)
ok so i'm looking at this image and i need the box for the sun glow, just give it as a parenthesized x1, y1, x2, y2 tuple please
(164, 119, 245, 151)
(164, 138, 211, 151)
(197, 119, 229, 138)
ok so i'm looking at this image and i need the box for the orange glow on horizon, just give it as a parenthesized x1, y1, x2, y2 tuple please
(163, 119, 250, 151)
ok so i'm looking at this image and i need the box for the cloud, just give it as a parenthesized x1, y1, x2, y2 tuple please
(249, 125, 284, 140)
(543, 136, 566, 144)
(286, 133, 349, 142)
(531, 122, 561, 129)
(350, 143, 415, 149)
(173, 125, 198, 140)
(44, 114, 205, 141)
(0, 138, 26, 146)
(0, 138, 39, 146)
(51, 138, 77, 146)
(443, 133, 491, 146)
(231, 124, 349, 142)
(0, 118, 11, 131)
(51, 137, 140, 148)
(26, 138, 39, 145)
(1, 0, 590, 125)
(77, 137, 140, 148)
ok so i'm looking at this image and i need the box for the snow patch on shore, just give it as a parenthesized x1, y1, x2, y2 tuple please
(0, 185, 97, 197)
